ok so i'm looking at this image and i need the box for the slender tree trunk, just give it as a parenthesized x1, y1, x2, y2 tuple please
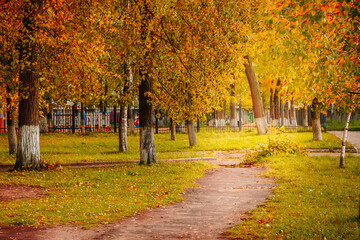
(171, 124, 176, 140)
(274, 79, 281, 127)
(311, 98, 322, 141)
(47, 112, 54, 132)
(230, 84, 236, 130)
(219, 101, 226, 127)
(40, 116, 48, 133)
(339, 112, 351, 168)
(302, 106, 308, 127)
(187, 120, 197, 146)
(6, 86, 17, 155)
(170, 118, 176, 141)
(284, 101, 290, 127)
(244, 55, 267, 134)
(80, 102, 86, 134)
(15, 44, 41, 170)
(340, 83, 359, 168)
(270, 88, 275, 125)
(119, 105, 128, 152)
(128, 104, 135, 135)
(290, 99, 297, 127)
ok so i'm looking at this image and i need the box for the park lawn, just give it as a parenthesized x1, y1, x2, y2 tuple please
(327, 120, 360, 131)
(0, 131, 348, 165)
(224, 154, 360, 240)
(0, 161, 214, 228)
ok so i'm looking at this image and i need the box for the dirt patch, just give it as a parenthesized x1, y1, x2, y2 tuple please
(0, 185, 46, 202)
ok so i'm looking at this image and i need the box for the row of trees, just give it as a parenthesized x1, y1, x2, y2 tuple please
(0, 0, 359, 169)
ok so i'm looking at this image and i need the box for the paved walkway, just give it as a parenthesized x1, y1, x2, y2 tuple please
(307, 131, 360, 157)
(328, 131, 360, 152)
(0, 152, 276, 240)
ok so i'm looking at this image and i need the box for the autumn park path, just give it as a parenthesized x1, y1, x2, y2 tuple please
(0, 152, 276, 240)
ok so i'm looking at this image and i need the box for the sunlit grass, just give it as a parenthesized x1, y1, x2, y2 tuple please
(0, 131, 347, 164)
(224, 154, 360, 239)
(0, 161, 214, 227)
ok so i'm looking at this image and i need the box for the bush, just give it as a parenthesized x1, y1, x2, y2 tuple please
(244, 126, 305, 165)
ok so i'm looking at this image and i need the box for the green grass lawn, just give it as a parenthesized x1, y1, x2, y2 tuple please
(0, 131, 347, 165)
(327, 120, 360, 131)
(224, 154, 360, 239)
(0, 161, 213, 227)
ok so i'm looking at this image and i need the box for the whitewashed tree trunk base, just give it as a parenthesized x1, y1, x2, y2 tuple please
(230, 119, 237, 130)
(340, 112, 352, 168)
(15, 125, 41, 170)
(140, 126, 156, 165)
(255, 117, 267, 135)
(119, 105, 128, 152)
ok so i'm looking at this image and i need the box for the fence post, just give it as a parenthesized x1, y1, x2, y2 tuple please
(281, 103, 284, 127)
(72, 104, 76, 134)
(114, 106, 117, 133)
(239, 102, 242, 132)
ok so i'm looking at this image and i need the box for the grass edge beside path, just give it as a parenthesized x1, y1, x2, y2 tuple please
(224, 154, 360, 240)
(0, 161, 215, 228)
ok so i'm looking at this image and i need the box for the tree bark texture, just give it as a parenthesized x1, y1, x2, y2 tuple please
(230, 84, 237, 130)
(283, 101, 290, 127)
(128, 104, 135, 135)
(139, 1, 156, 164)
(311, 98, 322, 141)
(270, 88, 275, 124)
(6, 86, 17, 155)
(119, 105, 128, 152)
(171, 124, 176, 141)
(170, 118, 176, 141)
(302, 106, 309, 127)
(290, 99, 297, 127)
(15, 4, 42, 170)
(339, 112, 351, 168)
(187, 120, 197, 146)
(40, 116, 48, 133)
(80, 103, 86, 134)
(273, 79, 281, 127)
(244, 55, 267, 134)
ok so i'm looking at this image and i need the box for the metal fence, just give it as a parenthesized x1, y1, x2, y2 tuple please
(1, 104, 350, 134)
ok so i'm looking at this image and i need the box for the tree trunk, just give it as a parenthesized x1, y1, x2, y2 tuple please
(290, 99, 297, 127)
(340, 83, 359, 168)
(220, 101, 226, 128)
(273, 79, 281, 127)
(311, 98, 322, 141)
(270, 88, 275, 125)
(80, 103, 86, 134)
(47, 112, 54, 132)
(6, 86, 17, 155)
(230, 84, 237, 130)
(302, 106, 308, 127)
(284, 101, 290, 127)
(40, 116, 48, 133)
(128, 104, 135, 135)
(187, 120, 197, 146)
(139, 1, 156, 165)
(339, 112, 351, 168)
(15, 43, 41, 170)
(244, 55, 267, 134)
(170, 118, 176, 141)
(119, 105, 128, 152)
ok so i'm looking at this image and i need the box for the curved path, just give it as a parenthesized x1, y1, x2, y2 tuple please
(328, 131, 360, 152)
(0, 152, 276, 240)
